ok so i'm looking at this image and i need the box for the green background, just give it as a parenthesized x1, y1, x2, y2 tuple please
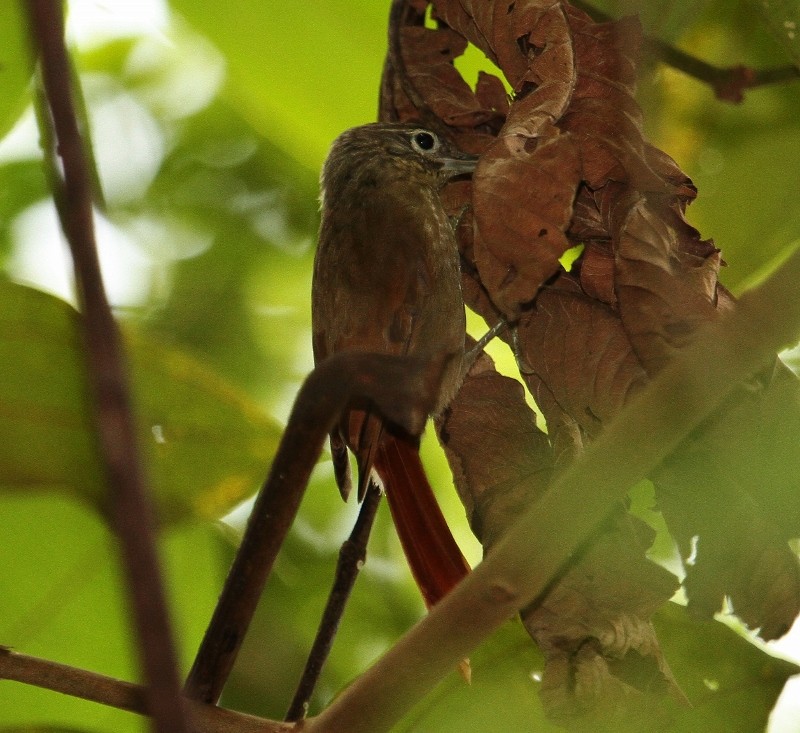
(2, 1, 800, 731)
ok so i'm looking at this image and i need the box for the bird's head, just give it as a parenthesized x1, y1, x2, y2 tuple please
(320, 123, 478, 207)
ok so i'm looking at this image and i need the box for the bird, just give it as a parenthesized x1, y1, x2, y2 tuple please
(311, 122, 478, 608)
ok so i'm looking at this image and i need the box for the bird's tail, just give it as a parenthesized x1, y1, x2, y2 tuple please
(375, 434, 470, 608)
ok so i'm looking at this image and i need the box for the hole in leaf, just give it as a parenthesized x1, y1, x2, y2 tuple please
(559, 243, 585, 271)
(453, 42, 512, 94)
(686, 534, 700, 566)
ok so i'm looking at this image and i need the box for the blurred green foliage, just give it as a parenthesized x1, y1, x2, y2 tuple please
(1, 1, 800, 732)
(0, 3, 32, 139)
(0, 280, 281, 522)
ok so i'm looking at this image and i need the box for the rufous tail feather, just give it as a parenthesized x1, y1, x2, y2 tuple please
(375, 434, 470, 608)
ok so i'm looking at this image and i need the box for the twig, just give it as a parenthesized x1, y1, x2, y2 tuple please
(25, 3, 189, 732)
(304, 245, 800, 733)
(571, 0, 800, 102)
(185, 352, 442, 705)
(66, 53, 107, 209)
(0, 647, 292, 733)
(643, 35, 800, 102)
(285, 480, 383, 721)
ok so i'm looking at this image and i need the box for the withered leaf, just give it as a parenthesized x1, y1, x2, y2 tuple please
(577, 240, 617, 307)
(439, 352, 552, 543)
(525, 511, 682, 731)
(516, 274, 649, 439)
(399, 25, 498, 127)
(380, 0, 800, 726)
(438, 351, 681, 725)
(472, 131, 581, 317)
(607, 188, 731, 374)
(474, 70, 510, 115)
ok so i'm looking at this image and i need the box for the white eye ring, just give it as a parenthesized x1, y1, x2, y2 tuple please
(410, 130, 440, 155)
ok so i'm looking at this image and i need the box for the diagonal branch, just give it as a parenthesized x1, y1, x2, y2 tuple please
(185, 352, 444, 705)
(25, 3, 189, 732)
(305, 245, 800, 733)
(285, 480, 383, 721)
(0, 648, 291, 733)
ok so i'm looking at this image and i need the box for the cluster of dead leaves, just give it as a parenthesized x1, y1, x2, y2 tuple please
(380, 0, 800, 729)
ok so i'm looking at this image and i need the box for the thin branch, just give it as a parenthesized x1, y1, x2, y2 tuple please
(0, 648, 292, 733)
(286, 480, 383, 721)
(643, 36, 800, 103)
(66, 52, 107, 210)
(305, 245, 800, 733)
(571, 0, 800, 102)
(25, 4, 188, 732)
(185, 351, 443, 705)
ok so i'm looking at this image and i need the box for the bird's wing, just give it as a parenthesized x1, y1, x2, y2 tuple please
(311, 187, 443, 487)
(312, 190, 437, 358)
(311, 187, 469, 605)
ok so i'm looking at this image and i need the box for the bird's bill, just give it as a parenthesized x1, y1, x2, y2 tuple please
(440, 153, 479, 175)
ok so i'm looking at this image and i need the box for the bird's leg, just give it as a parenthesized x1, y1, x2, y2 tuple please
(285, 479, 382, 721)
(463, 318, 509, 372)
(448, 202, 471, 231)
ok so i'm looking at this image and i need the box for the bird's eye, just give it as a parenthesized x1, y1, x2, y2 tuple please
(410, 130, 439, 154)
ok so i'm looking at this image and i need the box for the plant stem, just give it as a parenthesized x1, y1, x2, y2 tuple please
(26, 3, 188, 731)
(0, 647, 291, 733)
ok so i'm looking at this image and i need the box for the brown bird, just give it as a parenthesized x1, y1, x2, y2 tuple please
(311, 123, 477, 607)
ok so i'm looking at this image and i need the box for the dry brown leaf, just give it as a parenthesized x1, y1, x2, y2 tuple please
(606, 187, 732, 374)
(472, 132, 581, 316)
(578, 241, 617, 307)
(524, 512, 682, 731)
(379, 0, 800, 725)
(437, 351, 681, 726)
(399, 25, 498, 127)
(516, 274, 649, 439)
(437, 350, 553, 548)
(475, 70, 510, 116)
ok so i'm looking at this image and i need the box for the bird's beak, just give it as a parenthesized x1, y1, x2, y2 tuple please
(440, 153, 479, 176)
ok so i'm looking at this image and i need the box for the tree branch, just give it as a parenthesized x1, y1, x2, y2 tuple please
(305, 245, 800, 733)
(286, 480, 383, 721)
(25, 4, 188, 732)
(572, 0, 800, 102)
(0, 647, 292, 733)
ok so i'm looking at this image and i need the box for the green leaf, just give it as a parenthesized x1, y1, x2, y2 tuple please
(167, 0, 390, 171)
(0, 2, 32, 140)
(655, 604, 799, 732)
(394, 621, 559, 733)
(0, 492, 224, 732)
(0, 280, 280, 523)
